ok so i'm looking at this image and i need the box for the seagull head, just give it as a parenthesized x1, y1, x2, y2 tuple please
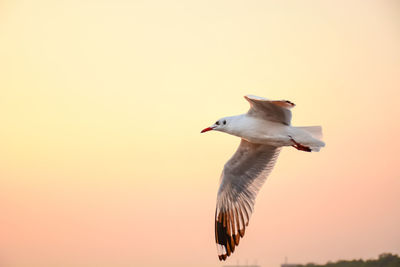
(201, 117, 230, 133)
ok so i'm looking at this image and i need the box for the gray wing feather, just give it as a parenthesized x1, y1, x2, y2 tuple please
(215, 139, 281, 260)
(244, 95, 293, 125)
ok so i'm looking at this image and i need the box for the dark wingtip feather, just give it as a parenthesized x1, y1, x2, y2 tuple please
(233, 234, 240, 245)
(239, 228, 245, 237)
(215, 209, 247, 261)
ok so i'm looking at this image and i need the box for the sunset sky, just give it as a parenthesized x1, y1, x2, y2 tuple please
(1, 1, 399, 267)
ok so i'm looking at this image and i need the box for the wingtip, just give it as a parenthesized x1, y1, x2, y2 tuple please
(219, 254, 227, 261)
(284, 100, 296, 107)
(239, 228, 245, 237)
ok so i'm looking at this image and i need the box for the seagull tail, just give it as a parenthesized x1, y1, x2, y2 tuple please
(293, 126, 325, 152)
(297, 126, 323, 139)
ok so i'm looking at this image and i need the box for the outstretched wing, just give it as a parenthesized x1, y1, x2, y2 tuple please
(244, 95, 294, 125)
(215, 139, 281, 260)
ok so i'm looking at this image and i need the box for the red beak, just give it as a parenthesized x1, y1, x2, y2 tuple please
(201, 127, 214, 133)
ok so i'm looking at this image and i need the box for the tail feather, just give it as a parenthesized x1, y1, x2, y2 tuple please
(293, 126, 325, 152)
(297, 126, 323, 139)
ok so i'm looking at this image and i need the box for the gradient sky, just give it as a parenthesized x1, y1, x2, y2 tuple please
(1, 1, 399, 267)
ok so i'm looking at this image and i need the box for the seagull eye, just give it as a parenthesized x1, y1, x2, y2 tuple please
(215, 121, 220, 125)
(223, 120, 226, 125)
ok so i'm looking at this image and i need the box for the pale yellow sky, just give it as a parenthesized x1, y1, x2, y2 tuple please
(1, 1, 399, 267)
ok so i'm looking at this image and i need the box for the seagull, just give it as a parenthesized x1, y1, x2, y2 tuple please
(201, 95, 325, 261)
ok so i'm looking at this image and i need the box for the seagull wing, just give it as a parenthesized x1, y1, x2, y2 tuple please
(244, 95, 295, 125)
(215, 139, 281, 260)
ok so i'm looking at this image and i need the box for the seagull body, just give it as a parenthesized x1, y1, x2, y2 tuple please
(209, 114, 321, 148)
(201, 95, 325, 261)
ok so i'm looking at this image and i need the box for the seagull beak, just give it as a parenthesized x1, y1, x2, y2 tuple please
(201, 126, 214, 133)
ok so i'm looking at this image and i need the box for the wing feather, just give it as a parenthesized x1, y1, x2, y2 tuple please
(244, 95, 294, 125)
(215, 139, 281, 261)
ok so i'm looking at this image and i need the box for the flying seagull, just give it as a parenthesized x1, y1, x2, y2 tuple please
(201, 95, 325, 261)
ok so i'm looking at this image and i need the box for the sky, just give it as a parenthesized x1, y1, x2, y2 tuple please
(0, 1, 399, 267)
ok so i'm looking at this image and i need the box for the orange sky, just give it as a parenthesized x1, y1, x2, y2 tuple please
(1, 1, 399, 267)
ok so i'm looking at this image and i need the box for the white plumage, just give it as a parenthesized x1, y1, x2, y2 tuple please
(201, 95, 325, 261)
